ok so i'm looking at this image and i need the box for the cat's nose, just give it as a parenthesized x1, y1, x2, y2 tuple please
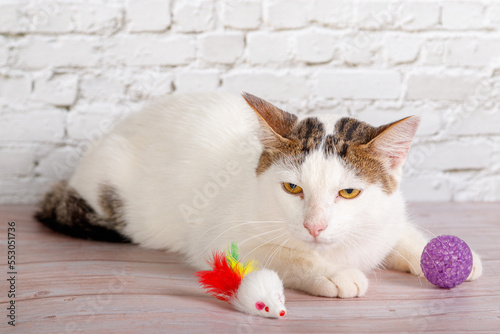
(304, 222, 327, 238)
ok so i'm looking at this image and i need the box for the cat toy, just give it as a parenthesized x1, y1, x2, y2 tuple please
(420, 235, 473, 288)
(195, 242, 287, 318)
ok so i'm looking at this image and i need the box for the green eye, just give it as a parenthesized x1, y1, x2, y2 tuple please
(283, 183, 303, 195)
(339, 189, 361, 199)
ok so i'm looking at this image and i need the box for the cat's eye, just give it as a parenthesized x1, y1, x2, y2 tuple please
(339, 188, 361, 199)
(283, 182, 303, 195)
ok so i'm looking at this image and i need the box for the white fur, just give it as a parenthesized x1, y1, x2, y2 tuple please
(68, 92, 482, 297)
(232, 269, 286, 318)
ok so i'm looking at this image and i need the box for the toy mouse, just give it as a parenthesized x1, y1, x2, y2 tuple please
(196, 242, 287, 318)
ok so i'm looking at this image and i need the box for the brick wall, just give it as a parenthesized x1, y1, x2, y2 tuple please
(1, 0, 499, 203)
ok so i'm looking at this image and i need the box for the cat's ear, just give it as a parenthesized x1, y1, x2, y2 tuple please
(367, 116, 420, 170)
(242, 92, 297, 147)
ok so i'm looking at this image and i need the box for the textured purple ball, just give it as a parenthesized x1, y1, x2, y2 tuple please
(420, 235, 473, 289)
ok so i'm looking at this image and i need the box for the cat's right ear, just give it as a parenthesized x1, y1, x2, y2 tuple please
(242, 92, 297, 147)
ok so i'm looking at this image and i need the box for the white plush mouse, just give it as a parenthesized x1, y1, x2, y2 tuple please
(196, 242, 287, 318)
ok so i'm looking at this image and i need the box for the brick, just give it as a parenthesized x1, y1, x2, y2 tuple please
(247, 32, 291, 64)
(407, 73, 480, 101)
(445, 38, 500, 67)
(23, 2, 72, 33)
(337, 32, 382, 66)
(384, 36, 422, 65)
(221, 1, 261, 29)
(67, 110, 121, 141)
(295, 29, 336, 63)
(0, 178, 49, 204)
(418, 141, 493, 170)
(173, 0, 214, 32)
(486, 4, 500, 29)
(80, 74, 124, 101)
(72, 3, 123, 34)
(311, 0, 353, 28)
(442, 2, 485, 30)
(264, 0, 310, 29)
(356, 1, 398, 30)
(0, 37, 7, 66)
(0, 110, 65, 142)
(127, 70, 174, 100)
(105, 35, 195, 66)
(22, 3, 122, 34)
(0, 147, 35, 176)
(222, 70, 309, 100)
(126, 0, 171, 32)
(16, 37, 100, 69)
(399, 2, 440, 31)
(421, 40, 445, 65)
(448, 110, 500, 136)
(453, 174, 497, 201)
(0, 75, 32, 104)
(175, 70, 220, 93)
(37, 146, 82, 181)
(357, 106, 441, 136)
(33, 73, 78, 106)
(0, 3, 25, 33)
(317, 70, 402, 99)
(199, 32, 244, 64)
(400, 174, 452, 201)
(493, 178, 500, 201)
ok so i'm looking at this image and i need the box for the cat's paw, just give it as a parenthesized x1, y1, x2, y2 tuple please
(408, 255, 425, 278)
(303, 268, 368, 298)
(466, 251, 483, 281)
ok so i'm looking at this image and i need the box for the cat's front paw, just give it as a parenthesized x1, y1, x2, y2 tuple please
(467, 251, 483, 281)
(408, 254, 425, 278)
(303, 268, 368, 298)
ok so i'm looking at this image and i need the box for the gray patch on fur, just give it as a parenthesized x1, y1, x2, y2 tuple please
(98, 183, 126, 229)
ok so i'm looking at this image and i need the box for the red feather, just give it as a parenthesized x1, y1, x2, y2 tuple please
(195, 251, 243, 302)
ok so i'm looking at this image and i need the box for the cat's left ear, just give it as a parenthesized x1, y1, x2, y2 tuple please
(242, 92, 297, 147)
(368, 116, 420, 170)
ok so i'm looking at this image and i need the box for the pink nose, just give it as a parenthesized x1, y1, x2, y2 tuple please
(304, 222, 327, 238)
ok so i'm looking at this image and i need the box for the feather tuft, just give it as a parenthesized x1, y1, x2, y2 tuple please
(196, 251, 243, 302)
(226, 242, 257, 277)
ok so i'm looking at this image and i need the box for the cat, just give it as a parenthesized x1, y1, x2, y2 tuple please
(36, 92, 482, 298)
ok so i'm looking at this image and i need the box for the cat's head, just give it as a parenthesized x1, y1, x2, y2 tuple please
(243, 92, 419, 248)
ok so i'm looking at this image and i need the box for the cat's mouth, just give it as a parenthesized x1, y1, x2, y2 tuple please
(303, 236, 338, 247)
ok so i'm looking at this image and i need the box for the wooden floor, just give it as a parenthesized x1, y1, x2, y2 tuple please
(0, 203, 499, 333)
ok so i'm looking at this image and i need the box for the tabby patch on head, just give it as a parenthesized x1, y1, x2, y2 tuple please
(243, 93, 326, 173)
(242, 92, 420, 193)
(326, 117, 397, 194)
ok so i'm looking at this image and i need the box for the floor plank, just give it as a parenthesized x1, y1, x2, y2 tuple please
(0, 203, 499, 333)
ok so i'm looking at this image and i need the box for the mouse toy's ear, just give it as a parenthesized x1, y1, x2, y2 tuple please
(242, 92, 298, 148)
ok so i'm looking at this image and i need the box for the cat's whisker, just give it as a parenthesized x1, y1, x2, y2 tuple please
(238, 227, 288, 247)
(197, 220, 287, 253)
(264, 237, 291, 269)
(196, 219, 287, 244)
(243, 232, 290, 264)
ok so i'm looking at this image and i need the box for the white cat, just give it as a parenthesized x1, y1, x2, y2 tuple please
(36, 92, 482, 297)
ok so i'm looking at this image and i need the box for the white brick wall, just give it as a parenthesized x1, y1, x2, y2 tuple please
(1, 0, 500, 203)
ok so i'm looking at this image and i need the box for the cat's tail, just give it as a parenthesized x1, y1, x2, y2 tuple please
(35, 181, 131, 243)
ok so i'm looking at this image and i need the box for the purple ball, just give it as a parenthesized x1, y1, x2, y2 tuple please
(420, 235, 473, 289)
